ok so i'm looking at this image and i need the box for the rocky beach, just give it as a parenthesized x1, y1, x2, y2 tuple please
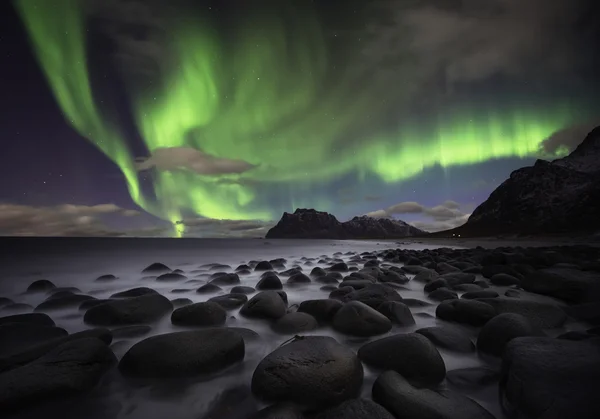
(0, 237, 599, 419)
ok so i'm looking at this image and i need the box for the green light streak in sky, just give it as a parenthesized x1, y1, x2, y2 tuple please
(15, 0, 589, 236)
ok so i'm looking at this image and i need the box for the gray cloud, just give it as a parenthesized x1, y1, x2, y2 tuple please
(176, 217, 274, 238)
(136, 147, 257, 175)
(538, 120, 600, 157)
(362, 0, 594, 98)
(0, 203, 140, 236)
(367, 200, 471, 231)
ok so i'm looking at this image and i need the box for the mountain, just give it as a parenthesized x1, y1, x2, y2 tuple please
(442, 126, 600, 237)
(265, 209, 426, 239)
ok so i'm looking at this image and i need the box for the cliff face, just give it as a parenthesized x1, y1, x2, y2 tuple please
(265, 209, 425, 239)
(453, 126, 600, 236)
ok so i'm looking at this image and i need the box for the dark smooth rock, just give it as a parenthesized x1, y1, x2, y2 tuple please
(329, 262, 349, 272)
(197, 283, 223, 294)
(272, 312, 318, 334)
(26, 280, 56, 293)
(333, 301, 392, 337)
(209, 293, 249, 310)
(329, 286, 354, 300)
(461, 290, 499, 299)
(111, 325, 152, 339)
(376, 301, 415, 326)
(477, 313, 539, 356)
(210, 273, 241, 286)
(142, 262, 171, 273)
(424, 278, 448, 293)
(256, 274, 283, 290)
(120, 329, 245, 378)
(0, 338, 116, 413)
(340, 284, 403, 309)
(452, 284, 483, 292)
(428, 288, 458, 301)
(156, 272, 187, 281)
(477, 297, 567, 328)
(200, 385, 258, 419)
(436, 299, 496, 326)
(521, 268, 600, 303)
(473, 280, 490, 288)
(501, 337, 600, 419)
(255, 261, 274, 271)
(0, 313, 54, 327)
(240, 291, 287, 320)
(0, 303, 33, 313)
(0, 297, 14, 307)
(280, 268, 303, 277)
(372, 370, 495, 419)
(84, 294, 173, 326)
(95, 274, 118, 282)
(446, 367, 500, 389)
(287, 273, 311, 285)
(251, 403, 304, 419)
(440, 272, 476, 287)
(401, 298, 431, 307)
(171, 298, 193, 307)
(491, 273, 521, 286)
(504, 289, 521, 298)
(79, 299, 112, 310)
(563, 302, 600, 325)
(110, 287, 158, 298)
(171, 301, 226, 326)
(236, 264, 251, 271)
(297, 299, 343, 323)
(412, 269, 439, 283)
(380, 271, 409, 284)
(340, 279, 373, 290)
(310, 267, 327, 277)
(358, 333, 446, 386)
(314, 398, 394, 419)
(0, 323, 69, 357)
(35, 294, 96, 311)
(251, 336, 363, 407)
(416, 326, 475, 353)
(231, 286, 255, 295)
(482, 264, 523, 279)
(557, 331, 595, 341)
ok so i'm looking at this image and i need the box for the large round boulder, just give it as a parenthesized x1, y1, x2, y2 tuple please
(340, 284, 402, 309)
(0, 313, 55, 327)
(272, 312, 318, 334)
(376, 301, 415, 326)
(251, 336, 363, 408)
(256, 273, 283, 290)
(0, 338, 116, 413)
(240, 291, 287, 320)
(332, 301, 392, 337)
(416, 326, 475, 353)
(501, 337, 600, 419)
(314, 398, 395, 419)
(208, 293, 248, 310)
(476, 313, 539, 356)
(26, 280, 56, 293)
(436, 299, 496, 326)
(84, 293, 173, 326)
(297, 299, 343, 323)
(358, 333, 446, 387)
(119, 329, 245, 378)
(372, 370, 495, 419)
(0, 323, 68, 357)
(477, 297, 566, 328)
(171, 301, 226, 327)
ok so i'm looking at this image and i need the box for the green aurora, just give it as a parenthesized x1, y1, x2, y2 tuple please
(15, 0, 591, 236)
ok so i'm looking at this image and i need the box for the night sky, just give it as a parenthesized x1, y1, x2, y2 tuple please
(1, 0, 599, 238)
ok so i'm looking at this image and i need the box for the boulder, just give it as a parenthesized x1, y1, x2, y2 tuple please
(209, 293, 248, 310)
(287, 273, 311, 285)
(436, 299, 496, 327)
(461, 290, 499, 299)
(446, 367, 500, 389)
(272, 312, 318, 334)
(240, 291, 287, 320)
(297, 299, 343, 323)
(416, 326, 475, 353)
(440, 272, 476, 287)
(35, 294, 96, 311)
(231, 286, 255, 295)
(521, 268, 600, 303)
(332, 301, 392, 337)
(412, 269, 439, 283)
(379, 271, 409, 284)
(255, 261, 274, 271)
(256, 274, 283, 290)
(210, 273, 241, 286)
(376, 301, 415, 326)
(490, 273, 521, 286)
(314, 398, 395, 419)
(142, 262, 171, 273)
(424, 278, 448, 293)
(251, 336, 363, 407)
(477, 313, 540, 356)
(0, 338, 116, 413)
(358, 333, 446, 386)
(251, 403, 304, 419)
(0, 323, 68, 357)
(340, 284, 403, 309)
(372, 371, 495, 419)
(119, 329, 245, 378)
(0, 313, 55, 327)
(26, 279, 56, 293)
(197, 283, 223, 294)
(429, 288, 458, 301)
(501, 337, 600, 419)
(84, 294, 173, 326)
(110, 287, 158, 298)
(477, 297, 567, 328)
(171, 301, 227, 326)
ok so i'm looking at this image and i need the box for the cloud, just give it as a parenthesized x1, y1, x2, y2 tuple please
(176, 217, 275, 238)
(368, 200, 470, 232)
(0, 203, 140, 236)
(410, 213, 471, 233)
(538, 120, 600, 157)
(136, 147, 257, 175)
(363, 0, 595, 97)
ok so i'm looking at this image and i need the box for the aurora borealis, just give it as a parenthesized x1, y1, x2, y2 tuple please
(2, 0, 599, 237)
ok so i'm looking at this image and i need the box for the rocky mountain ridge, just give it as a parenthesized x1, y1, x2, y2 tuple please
(265, 209, 426, 239)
